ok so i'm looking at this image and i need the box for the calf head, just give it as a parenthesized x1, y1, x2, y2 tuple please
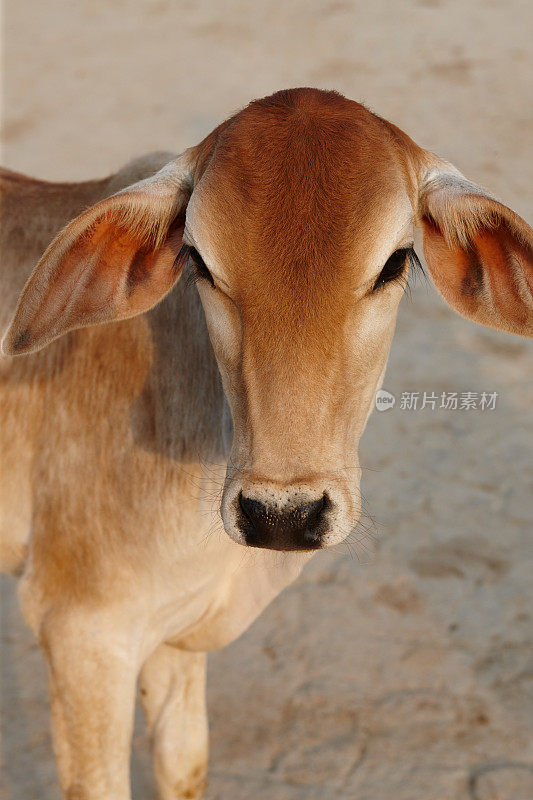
(3, 89, 532, 552)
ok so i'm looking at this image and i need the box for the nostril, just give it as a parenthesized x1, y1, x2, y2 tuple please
(296, 494, 328, 525)
(239, 493, 266, 526)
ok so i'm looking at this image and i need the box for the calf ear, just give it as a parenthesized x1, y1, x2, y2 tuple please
(418, 166, 533, 337)
(2, 156, 193, 355)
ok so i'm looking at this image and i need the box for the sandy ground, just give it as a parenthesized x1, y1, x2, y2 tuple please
(1, 1, 533, 798)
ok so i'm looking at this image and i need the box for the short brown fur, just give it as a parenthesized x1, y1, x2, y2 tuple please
(1, 89, 532, 800)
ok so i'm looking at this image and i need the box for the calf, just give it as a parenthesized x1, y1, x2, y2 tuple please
(1, 88, 532, 800)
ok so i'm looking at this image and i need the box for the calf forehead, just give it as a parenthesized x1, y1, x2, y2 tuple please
(195, 92, 410, 290)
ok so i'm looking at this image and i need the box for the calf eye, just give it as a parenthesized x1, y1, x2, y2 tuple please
(372, 247, 411, 292)
(189, 247, 215, 288)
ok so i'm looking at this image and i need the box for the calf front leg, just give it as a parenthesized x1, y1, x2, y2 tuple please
(41, 612, 138, 800)
(139, 644, 208, 800)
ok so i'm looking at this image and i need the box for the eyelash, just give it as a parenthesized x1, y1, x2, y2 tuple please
(186, 246, 215, 288)
(372, 247, 422, 292)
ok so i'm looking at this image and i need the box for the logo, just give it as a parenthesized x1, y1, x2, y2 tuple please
(375, 389, 396, 411)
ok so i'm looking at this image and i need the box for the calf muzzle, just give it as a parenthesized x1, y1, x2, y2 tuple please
(237, 492, 330, 551)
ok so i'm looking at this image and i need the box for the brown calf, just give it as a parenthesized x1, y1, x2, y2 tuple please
(1, 88, 532, 800)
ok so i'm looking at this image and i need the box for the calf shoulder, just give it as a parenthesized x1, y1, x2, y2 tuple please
(0, 155, 225, 609)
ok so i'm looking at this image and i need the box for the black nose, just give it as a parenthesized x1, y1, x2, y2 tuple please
(238, 493, 329, 551)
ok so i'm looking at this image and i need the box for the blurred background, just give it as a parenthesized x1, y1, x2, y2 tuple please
(1, 1, 532, 798)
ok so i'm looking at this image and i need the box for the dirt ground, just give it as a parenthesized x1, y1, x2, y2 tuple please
(1, 1, 532, 798)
